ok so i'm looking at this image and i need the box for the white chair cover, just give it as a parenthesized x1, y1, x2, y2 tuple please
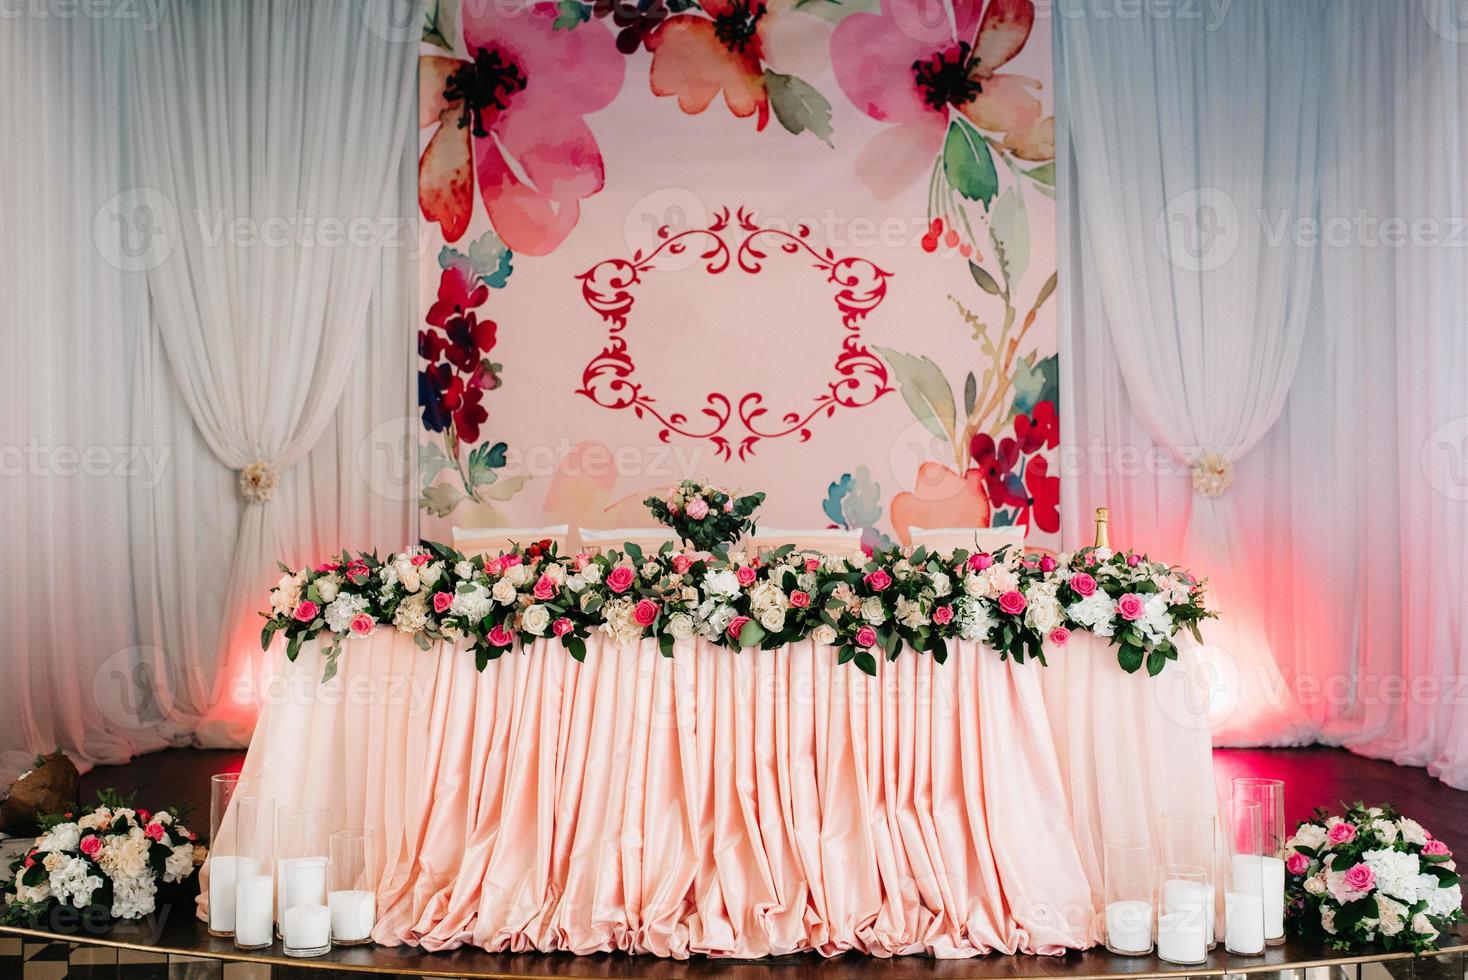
(748, 527, 863, 558)
(452, 525, 570, 558)
(910, 525, 1026, 554)
(576, 527, 681, 554)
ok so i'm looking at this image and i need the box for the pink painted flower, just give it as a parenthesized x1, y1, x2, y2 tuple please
(933, 604, 954, 625)
(1327, 821, 1357, 845)
(686, 497, 711, 520)
(606, 565, 636, 594)
(789, 590, 811, 608)
(1069, 572, 1097, 597)
(349, 613, 375, 636)
(968, 552, 993, 571)
(1344, 862, 1375, 893)
(552, 617, 574, 637)
(418, 5, 625, 254)
(1424, 839, 1452, 857)
(433, 591, 454, 614)
(864, 568, 893, 591)
(854, 624, 878, 647)
(671, 554, 693, 575)
(80, 836, 101, 858)
(1048, 626, 1069, 646)
(998, 589, 1026, 615)
(1286, 851, 1310, 876)
(735, 564, 757, 587)
(488, 622, 515, 647)
(533, 573, 558, 601)
(727, 615, 752, 641)
(1116, 593, 1145, 621)
(293, 600, 319, 623)
(145, 822, 166, 842)
(634, 598, 660, 628)
(831, 0, 1053, 199)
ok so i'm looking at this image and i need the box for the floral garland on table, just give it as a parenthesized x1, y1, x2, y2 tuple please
(263, 538, 1213, 679)
(1285, 803, 1463, 953)
(2, 791, 205, 925)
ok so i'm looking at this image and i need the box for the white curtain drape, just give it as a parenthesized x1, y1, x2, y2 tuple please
(128, 0, 416, 745)
(1058, 0, 1468, 785)
(0, 1, 417, 780)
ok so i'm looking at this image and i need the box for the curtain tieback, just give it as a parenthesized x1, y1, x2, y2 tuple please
(1190, 451, 1234, 498)
(238, 459, 280, 504)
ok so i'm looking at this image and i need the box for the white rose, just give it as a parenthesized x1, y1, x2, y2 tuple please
(454, 560, 474, 579)
(1372, 820, 1399, 844)
(491, 578, 518, 605)
(420, 562, 443, 588)
(1397, 818, 1429, 847)
(861, 596, 887, 624)
(505, 564, 531, 587)
(1304, 873, 1327, 895)
(565, 575, 586, 593)
(582, 563, 603, 584)
(667, 613, 696, 640)
(1412, 912, 1439, 940)
(1290, 823, 1328, 852)
(963, 574, 988, 598)
(1025, 594, 1063, 634)
(989, 568, 1019, 594)
(812, 623, 838, 645)
(316, 576, 340, 603)
(641, 562, 660, 580)
(929, 571, 952, 596)
(543, 562, 567, 584)
(759, 608, 786, 632)
(522, 604, 551, 636)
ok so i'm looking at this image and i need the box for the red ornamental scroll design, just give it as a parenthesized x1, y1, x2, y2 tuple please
(575, 206, 894, 460)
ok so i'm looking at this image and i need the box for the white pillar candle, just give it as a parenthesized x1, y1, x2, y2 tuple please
(1260, 856, 1285, 941)
(1163, 879, 1215, 945)
(1157, 910, 1207, 965)
(207, 855, 257, 933)
(1225, 890, 1266, 954)
(282, 903, 331, 954)
(1105, 899, 1152, 953)
(328, 889, 376, 943)
(279, 856, 328, 912)
(234, 874, 275, 949)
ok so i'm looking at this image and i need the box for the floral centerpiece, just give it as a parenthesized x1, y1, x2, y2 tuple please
(643, 480, 765, 553)
(2, 791, 205, 925)
(1285, 802, 1463, 952)
(260, 537, 1213, 680)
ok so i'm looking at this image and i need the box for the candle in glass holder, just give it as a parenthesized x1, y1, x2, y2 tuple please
(1105, 900, 1153, 954)
(328, 890, 376, 943)
(1233, 777, 1286, 944)
(1225, 890, 1266, 954)
(234, 874, 275, 950)
(328, 829, 377, 945)
(232, 795, 275, 951)
(279, 856, 328, 912)
(283, 903, 331, 957)
(1224, 799, 1267, 956)
(1156, 864, 1209, 966)
(207, 855, 257, 934)
(1103, 837, 1154, 955)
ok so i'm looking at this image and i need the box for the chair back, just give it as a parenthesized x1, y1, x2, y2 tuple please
(576, 527, 681, 555)
(747, 527, 863, 560)
(909, 525, 1026, 555)
(452, 525, 569, 558)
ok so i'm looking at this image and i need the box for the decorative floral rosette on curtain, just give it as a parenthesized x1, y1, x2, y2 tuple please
(1285, 803, 1463, 953)
(2, 791, 205, 925)
(261, 538, 1212, 679)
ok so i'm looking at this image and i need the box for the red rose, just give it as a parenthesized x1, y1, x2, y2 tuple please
(1039, 555, 1058, 572)
(607, 565, 635, 594)
(998, 590, 1027, 615)
(552, 617, 574, 637)
(349, 613, 375, 636)
(633, 598, 659, 627)
(854, 625, 878, 647)
(863, 568, 892, 591)
(735, 565, 757, 587)
(432, 591, 453, 614)
(488, 623, 515, 647)
(932, 604, 954, 625)
(789, 590, 810, 609)
(726, 616, 752, 642)
(293, 600, 318, 623)
(145, 822, 165, 842)
(1116, 593, 1145, 621)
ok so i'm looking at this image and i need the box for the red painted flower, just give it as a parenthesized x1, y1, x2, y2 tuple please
(420, 266, 500, 445)
(419, 3, 625, 254)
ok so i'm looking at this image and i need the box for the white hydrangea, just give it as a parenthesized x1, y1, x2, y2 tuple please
(97, 828, 150, 879)
(598, 597, 643, 646)
(453, 560, 474, 579)
(324, 593, 370, 633)
(163, 844, 195, 883)
(1375, 894, 1408, 936)
(1427, 882, 1463, 918)
(895, 595, 929, 629)
(1067, 592, 1116, 637)
(109, 872, 157, 920)
(703, 569, 741, 600)
(956, 596, 995, 641)
(392, 593, 429, 634)
(1138, 593, 1174, 643)
(448, 584, 492, 623)
(36, 823, 81, 854)
(49, 856, 104, 909)
(1363, 849, 1426, 903)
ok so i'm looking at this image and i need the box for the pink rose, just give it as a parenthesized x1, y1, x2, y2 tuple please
(1327, 821, 1357, 845)
(501, 554, 523, 567)
(735, 565, 757, 587)
(723, 499, 733, 513)
(671, 554, 693, 575)
(864, 568, 892, 591)
(533, 573, 557, 600)
(1344, 862, 1375, 893)
(1286, 851, 1310, 875)
(1126, 553, 1140, 567)
(726, 616, 752, 642)
(1069, 572, 1097, 597)
(80, 836, 101, 857)
(686, 497, 710, 520)
(410, 554, 431, 566)
(1048, 627, 1070, 646)
(552, 617, 574, 637)
(854, 625, 878, 647)
(606, 565, 635, 594)
(1039, 555, 1058, 573)
(805, 557, 820, 573)
(432, 591, 453, 614)
(315, 562, 340, 573)
(292, 600, 318, 623)
(1116, 593, 1145, 621)
(932, 604, 954, 626)
(145, 822, 165, 842)
(968, 552, 993, 571)
(23, 854, 34, 868)
(1423, 839, 1452, 857)
(349, 613, 375, 636)
(574, 552, 592, 571)
(484, 558, 503, 577)
(136, 809, 151, 823)
(998, 590, 1027, 615)
(633, 598, 660, 628)
(789, 590, 811, 609)
(488, 623, 515, 647)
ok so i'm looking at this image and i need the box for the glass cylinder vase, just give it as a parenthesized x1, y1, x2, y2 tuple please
(1232, 776, 1286, 945)
(1223, 799, 1267, 956)
(232, 796, 275, 951)
(1159, 809, 1218, 949)
(328, 829, 377, 946)
(1156, 863, 1209, 966)
(1103, 838, 1154, 955)
(277, 804, 330, 957)
(206, 772, 257, 937)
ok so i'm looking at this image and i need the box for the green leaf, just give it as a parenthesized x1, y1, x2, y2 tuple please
(320, 648, 340, 684)
(552, 0, 591, 29)
(762, 70, 834, 147)
(565, 636, 587, 662)
(1146, 648, 1167, 677)
(658, 632, 674, 659)
(963, 372, 977, 416)
(942, 118, 998, 207)
(623, 541, 645, 563)
(988, 186, 1030, 286)
(1009, 352, 1059, 418)
(736, 620, 767, 648)
(1024, 161, 1055, 187)
(968, 261, 1002, 295)
(930, 636, 948, 665)
(1117, 642, 1144, 674)
(480, 474, 530, 502)
(854, 652, 877, 676)
(421, 0, 458, 49)
(421, 481, 465, 518)
(873, 347, 956, 445)
(286, 634, 303, 663)
(466, 441, 509, 488)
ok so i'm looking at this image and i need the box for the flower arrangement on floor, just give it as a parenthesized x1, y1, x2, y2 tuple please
(1, 791, 205, 925)
(1285, 802, 1463, 953)
(643, 480, 766, 553)
(261, 535, 1213, 680)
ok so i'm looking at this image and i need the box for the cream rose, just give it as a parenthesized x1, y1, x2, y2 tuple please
(521, 604, 551, 636)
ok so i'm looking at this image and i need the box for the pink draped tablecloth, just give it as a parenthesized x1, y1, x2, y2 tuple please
(199, 633, 1215, 959)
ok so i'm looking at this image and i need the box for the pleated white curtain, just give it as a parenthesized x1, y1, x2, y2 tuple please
(1057, 0, 1468, 786)
(127, 0, 416, 745)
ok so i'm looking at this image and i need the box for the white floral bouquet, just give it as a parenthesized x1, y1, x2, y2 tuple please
(2, 791, 205, 924)
(1286, 802, 1463, 952)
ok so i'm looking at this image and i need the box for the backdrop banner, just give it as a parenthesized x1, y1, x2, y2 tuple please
(416, 0, 1059, 549)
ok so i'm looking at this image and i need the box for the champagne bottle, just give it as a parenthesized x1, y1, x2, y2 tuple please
(1093, 507, 1109, 549)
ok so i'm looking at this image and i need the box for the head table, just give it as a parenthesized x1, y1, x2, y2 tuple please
(198, 628, 1217, 959)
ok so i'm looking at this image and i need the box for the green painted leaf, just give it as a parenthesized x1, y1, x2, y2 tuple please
(481, 474, 530, 502)
(419, 440, 453, 491)
(963, 371, 977, 416)
(988, 187, 1030, 286)
(1024, 162, 1055, 187)
(942, 118, 998, 206)
(466, 441, 509, 488)
(552, 0, 591, 29)
(762, 71, 834, 147)
(421, 481, 464, 518)
(968, 260, 1002, 295)
(421, 0, 458, 49)
(874, 347, 956, 444)
(1010, 352, 1059, 418)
